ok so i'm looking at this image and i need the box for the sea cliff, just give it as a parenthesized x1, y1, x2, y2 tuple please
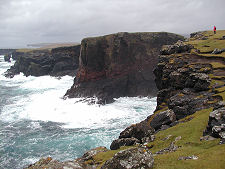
(5, 45, 80, 77)
(65, 32, 183, 104)
(26, 30, 225, 169)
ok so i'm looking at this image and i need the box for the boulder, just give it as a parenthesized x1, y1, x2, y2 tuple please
(101, 147, 154, 169)
(110, 116, 155, 150)
(204, 107, 225, 141)
(65, 32, 184, 103)
(212, 48, 225, 54)
(110, 137, 140, 150)
(160, 40, 193, 55)
(150, 109, 176, 130)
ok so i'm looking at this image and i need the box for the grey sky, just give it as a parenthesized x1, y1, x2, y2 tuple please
(0, 0, 224, 48)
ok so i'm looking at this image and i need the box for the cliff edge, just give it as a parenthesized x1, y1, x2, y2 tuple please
(25, 30, 225, 169)
(5, 45, 80, 77)
(65, 32, 184, 103)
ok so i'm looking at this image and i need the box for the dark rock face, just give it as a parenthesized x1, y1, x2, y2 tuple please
(110, 115, 155, 150)
(65, 32, 184, 104)
(0, 49, 16, 56)
(112, 38, 223, 148)
(149, 109, 176, 130)
(101, 147, 154, 169)
(110, 137, 140, 150)
(4, 54, 11, 62)
(5, 45, 80, 78)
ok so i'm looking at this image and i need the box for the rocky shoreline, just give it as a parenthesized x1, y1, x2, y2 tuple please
(4, 30, 225, 169)
(4, 45, 80, 77)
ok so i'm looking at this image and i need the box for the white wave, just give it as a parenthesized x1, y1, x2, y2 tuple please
(1, 73, 156, 129)
(0, 54, 156, 130)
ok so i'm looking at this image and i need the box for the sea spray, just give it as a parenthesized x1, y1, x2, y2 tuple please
(0, 55, 157, 169)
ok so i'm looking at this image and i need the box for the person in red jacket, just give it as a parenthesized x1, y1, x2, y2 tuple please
(214, 26, 216, 34)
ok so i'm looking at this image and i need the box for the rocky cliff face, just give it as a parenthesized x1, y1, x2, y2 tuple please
(110, 32, 225, 162)
(65, 32, 184, 103)
(5, 45, 80, 77)
(0, 49, 16, 56)
(25, 31, 225, 169)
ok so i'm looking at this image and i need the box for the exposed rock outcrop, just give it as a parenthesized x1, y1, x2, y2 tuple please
(25, 147, 109, 169)
(5, 45, 80, 77)
(204, 105, 225, 144)
(111, 34, 225, 149)
(65, 32, 184, 104)
(101, 147, 154, 169)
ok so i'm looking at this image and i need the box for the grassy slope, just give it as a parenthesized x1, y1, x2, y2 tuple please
(189, 30, 225, 58)
(89, 30, 225, 169)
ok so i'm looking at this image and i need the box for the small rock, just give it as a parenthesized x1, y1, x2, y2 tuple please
(175, 136, 182, 142)
(219, 35, 225, 40)
(178, 155, 198, 160)
(101, 147, 154, 169)
(155, 141, 178, 155)
(200, 135, 216, 141)
(141, 135, 155, 144)
(81, 146, 108, 161)
(212, 48, 225, 54)
(161, 135, 172, 141)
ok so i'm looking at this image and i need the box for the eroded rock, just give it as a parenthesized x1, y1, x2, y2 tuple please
(150, 109, 176, 130)
(5, 45, 80, 78)
(65, 32, 184, 103)
(101, 147, 154, 169)
(160, 40, 193, 55)
(110, 137, 140, 150)
(204, 107, 225, 142)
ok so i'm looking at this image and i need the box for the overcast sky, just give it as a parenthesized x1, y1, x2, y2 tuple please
(0, 0, 224, 48)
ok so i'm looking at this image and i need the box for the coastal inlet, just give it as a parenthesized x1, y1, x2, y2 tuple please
(0, 55, 156, 169)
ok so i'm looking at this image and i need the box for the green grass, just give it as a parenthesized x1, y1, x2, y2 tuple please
(149, 108, 225, 169)
(89, 108, 225, 169)
(210, 62, 225, 69)
(188, 30, 225, 58)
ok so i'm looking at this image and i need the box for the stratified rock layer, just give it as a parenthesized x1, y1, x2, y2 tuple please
(65, 32, 184, 103)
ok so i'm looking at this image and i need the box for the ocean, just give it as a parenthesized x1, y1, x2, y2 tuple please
(0, 55, 157, 169)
